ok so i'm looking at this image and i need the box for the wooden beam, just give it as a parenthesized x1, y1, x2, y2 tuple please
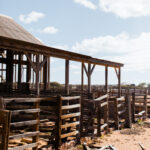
(65, 59, 69, 95)
(36, 55, 40, 96)
(118, 67, 121, 97)
(47, 57, 50, 89)
(18, 53, 22, 89)
(90, 64, 96, 75)
(0, 36, 124, 67)
(105, 66, 108, 93)
(43, 56, 47, 91)
(6, 50, 13, 91)
(88, 63, 91, 93)
(26, 54, 31, 84)
(81, 62, 84, 91)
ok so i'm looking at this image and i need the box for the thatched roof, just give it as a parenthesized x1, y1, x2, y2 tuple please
(0, 14, 43, 45)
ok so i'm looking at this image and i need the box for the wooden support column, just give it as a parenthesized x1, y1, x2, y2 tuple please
(65, 59, 69, 95)
(88, 63, 91, 93)
(18, 53, 22, 90)
(81, 62, 84, 91)
(36, 55, 40, 96)
(26, 54, 31, 84)
(43, 56, 47, 91)
(105, 66, 108, 94)
(118, 67, 121, 97)
(26, 53, 47, 97)
(47, 57, 50, 89)
(6, 50, 13, 91)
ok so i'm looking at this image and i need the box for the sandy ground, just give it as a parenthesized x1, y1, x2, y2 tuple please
(75, 119, 150, 150)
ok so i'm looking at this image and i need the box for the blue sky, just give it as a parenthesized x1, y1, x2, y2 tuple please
(1, 0, 150, 85)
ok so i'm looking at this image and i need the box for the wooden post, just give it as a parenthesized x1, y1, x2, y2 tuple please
(18, 53, 22, 90)
(56, 96, 62, 149)
(26, 54, 31, 84)
(65, 59, 69, 95)
(132, 92, 135, 123)
(118, 67, 121, 97)
(47, 57, 50, 89)
(6, 50, 13, 91)
(114, 98, 119, 129)
(81, 62, 84, 92)
(43, 56, 47, 91)
(36, 55, 40, 96)
(88, 63, 91, 93)
(125, 89, 132, 128)
(144, 89, 148, 120)
(105, 66, 108, 94)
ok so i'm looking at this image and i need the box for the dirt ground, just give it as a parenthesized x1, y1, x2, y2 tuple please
(70, 119, 150, 150)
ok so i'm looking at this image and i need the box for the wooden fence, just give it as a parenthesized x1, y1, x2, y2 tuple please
(81, 94, 109, 137)
(132, 92, 147, 122)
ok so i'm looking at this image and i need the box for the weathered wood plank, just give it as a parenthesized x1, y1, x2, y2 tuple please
(61, 112, 80, 119)
(61, 96, 80, 101)
(8, 142, 38, 150)
(11, 109, 40, 116)
(9, 131, 39, 140)
(61, 104, 80, 110)
(10, 120, 39, 128)
(61, 121, 79, 129)
(94, 94, 109, 102)
(61, 131, 78, 139)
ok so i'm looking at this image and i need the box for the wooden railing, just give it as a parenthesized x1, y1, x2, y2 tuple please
(132, 91, 147, 122)
(0, 97, 40, 150)
(81, 94, 109, 137)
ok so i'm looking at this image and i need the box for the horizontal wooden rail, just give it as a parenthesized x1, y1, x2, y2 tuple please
(61, 131, 78, 139)
(61, 96, 80, 101)
(61, 104, 80, 110)
(117, 103, 125, 108)
(8, 142, 38, 150)
(61, 121, 79, 129)
(61, 112, 80, 119)
(101, 101, 108, 107)
(94, 94, 108, 102)
(118, 109, 126, 115)
(101, 123, 108, 130)
(9, 131, 39, 140)
(116, 96, 125, 101)
(11, 109, 40, 116)
(11, 120, 39, 128)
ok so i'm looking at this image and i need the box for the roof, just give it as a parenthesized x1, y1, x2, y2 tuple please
(0, 14, 43, 45)
(0, 14, 123, 68)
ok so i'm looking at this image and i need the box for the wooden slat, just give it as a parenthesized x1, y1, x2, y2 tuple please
(10, 120, 38, 128)
(40, 106, 57, 111)
(101, 101, 108, 107)
(61, 121, 79, 129)
(118, 109, 126, 115)
(116, 96, 125, 101)
(61, 131, 78, 139)
(9, 131, 39, 140)
(8, 142, 38, 150)
(94, 94, 108, 102)
(138, 110, 145, 115)
(61, 112, 80, 119)
(117, 103, 125, 108)
(101, 123, 108, 130)
(12, 109, 40, 116)
(4, 98, 40, 103)
(61, 104, 80, 110)
(61, 96, 80, 101)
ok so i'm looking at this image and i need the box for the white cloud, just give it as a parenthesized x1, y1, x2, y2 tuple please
(71, 32, 150, 72)
(19, 11, 45, 24)
(30, 26, 58, 35)
(74, 0, 97, 10)
(41, 27, 58, 34)
(99, 0, 150, 18)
